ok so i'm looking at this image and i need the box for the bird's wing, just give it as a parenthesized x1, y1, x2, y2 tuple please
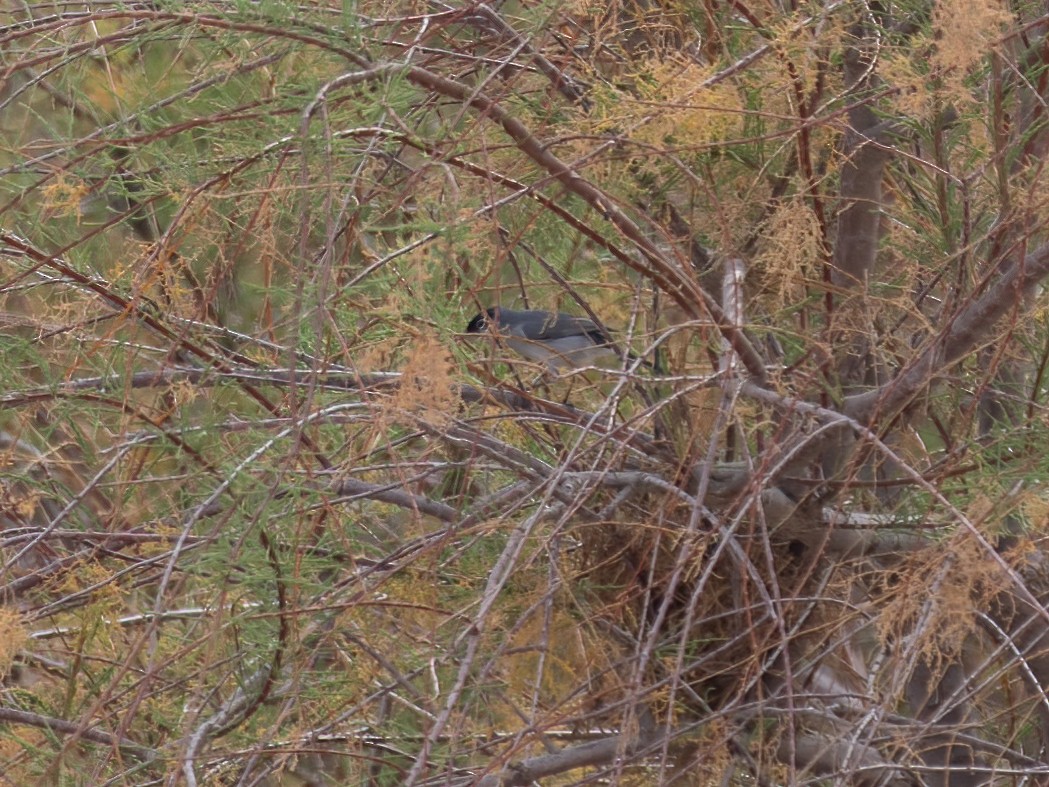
(532, 313, 608, 345)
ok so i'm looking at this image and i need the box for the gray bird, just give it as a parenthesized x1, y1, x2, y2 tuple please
(465, 307, 622, 371)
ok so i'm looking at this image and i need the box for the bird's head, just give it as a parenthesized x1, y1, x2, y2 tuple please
(465, 307, 499, 334)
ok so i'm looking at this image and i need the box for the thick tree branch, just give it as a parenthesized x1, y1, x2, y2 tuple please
(0, 707, 155, 762)
(475, 720, 662, 786)
(845, 240, 1049, 423)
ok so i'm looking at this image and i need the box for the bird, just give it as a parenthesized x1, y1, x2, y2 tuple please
(465, 306, 628, 372)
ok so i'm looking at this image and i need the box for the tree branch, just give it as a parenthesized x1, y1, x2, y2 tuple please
(845, 239, 1049, 423)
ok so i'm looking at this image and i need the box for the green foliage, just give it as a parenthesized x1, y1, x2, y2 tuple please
(6, 0, 1049, 784)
